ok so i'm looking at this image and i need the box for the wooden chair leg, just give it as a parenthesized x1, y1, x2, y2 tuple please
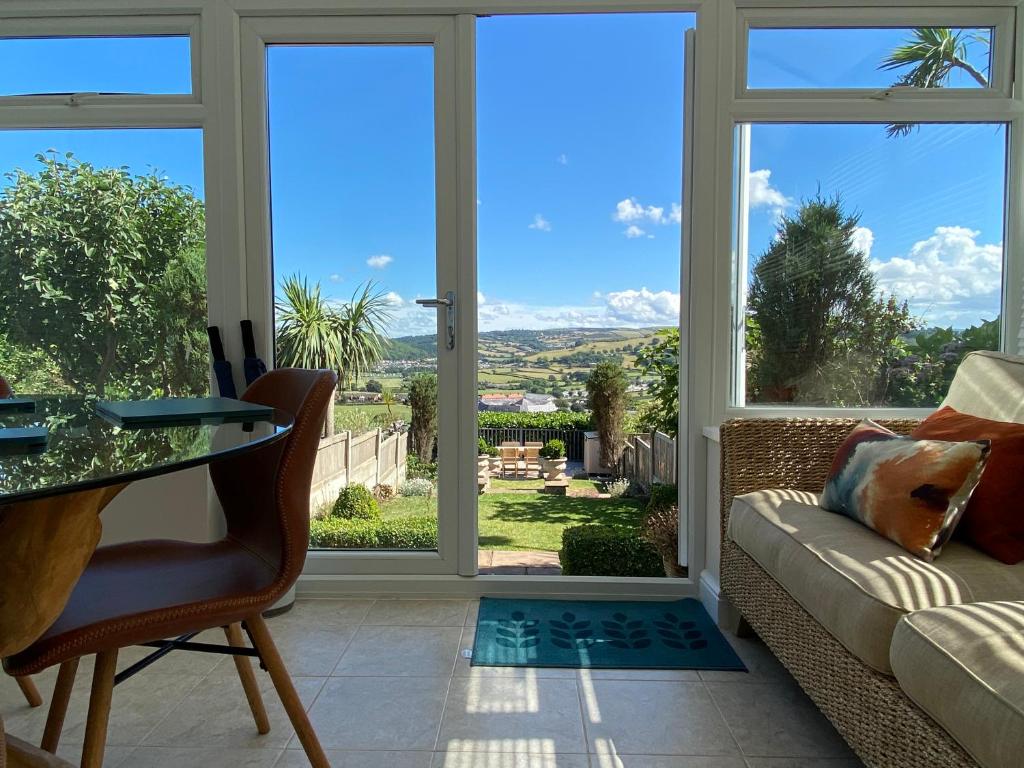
(80, 651, 117, 768)
(224, 623, 270, 735)
(16, 677, 41, 709)
(245, 614, 329, 768)
(40, 659, 79, 753)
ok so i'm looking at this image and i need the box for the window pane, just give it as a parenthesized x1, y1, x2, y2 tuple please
(0, 129, 208, 398)
(265, 45, 438, 551)
(0, 36, 192, 95)
(747, 27, 993, 89)
(734, 123, 1005, 408)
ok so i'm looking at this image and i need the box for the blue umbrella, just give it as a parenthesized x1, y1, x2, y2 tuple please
(206, 326, 237, 399)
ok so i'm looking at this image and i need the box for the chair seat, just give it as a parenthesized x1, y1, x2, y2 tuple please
(728, 489, 1024, 674)
(3, 539, 278, 676)
(891, 601, 1024, 768)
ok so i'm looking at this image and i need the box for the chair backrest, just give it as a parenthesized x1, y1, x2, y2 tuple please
(499, 446, 519, 461)
(0, 374, 12, 399)
(501, 441, 519, 447)
(941, 351, 1024, 424)
(210, 368, 337, 604)
(524, 446, 540, 461)
(525, 441, 543, 448)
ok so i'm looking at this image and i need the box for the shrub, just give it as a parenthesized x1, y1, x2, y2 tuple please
(477, 412, 593, 430)
(643, 505, 684, 578)
(560, 525, 664, 577)
(478, 437, 489, 455)
(409, 373, 438, 462)
(400, 478, 434, 497)
(407, 456, 437, 481)
(539, 439, 566, 460)
(331, 484, 380, 520)
(587, 362, 629, 470)
(310, 516, 438, 549)
(372, 483, 395, 502)
(646, 483, 678, 514)
(604, 477, 631, 498)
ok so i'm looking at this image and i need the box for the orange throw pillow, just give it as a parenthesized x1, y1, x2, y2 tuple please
(912, 406, 1024, 564)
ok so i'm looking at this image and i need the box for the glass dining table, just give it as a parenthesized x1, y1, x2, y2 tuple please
(0, 396, 292, 765)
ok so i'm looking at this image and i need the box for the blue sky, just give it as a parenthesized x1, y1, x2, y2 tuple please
(0, 19, 1006, 338)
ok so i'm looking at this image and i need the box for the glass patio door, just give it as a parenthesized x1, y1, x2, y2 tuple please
(239, 16, 477, 576)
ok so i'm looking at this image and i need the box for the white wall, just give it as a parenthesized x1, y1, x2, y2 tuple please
(99, 468, 213, 546)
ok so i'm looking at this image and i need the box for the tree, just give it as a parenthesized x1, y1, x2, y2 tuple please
(635, 327, 679, 437)
(364, 379, 384, 393)
(746, 196, 914, 405)
(586, 361, 629, 471)
(0, 152, 207, 397)
(276, 275, 391, 390)
(881, 28, 990, 137)
(408, 373, 438, 463)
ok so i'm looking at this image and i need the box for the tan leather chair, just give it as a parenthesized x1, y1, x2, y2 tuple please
(2, 368, 338, 768)
(0, 374, 12, 399)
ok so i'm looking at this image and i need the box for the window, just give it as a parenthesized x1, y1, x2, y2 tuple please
(0, 35, 193, 96)
(747, 27, 995, 90)
(732, 121, 1007, 409)
(0, 129, 207, 399)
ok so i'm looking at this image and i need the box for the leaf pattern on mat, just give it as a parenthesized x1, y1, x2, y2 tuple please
(600, 611, 651, 649)
(653, 612, 707, 650)
(549, 611, 597, 649)
(495, 610, 541, 649)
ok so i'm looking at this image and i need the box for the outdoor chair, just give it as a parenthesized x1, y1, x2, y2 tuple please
(499, 445, 520, 478)
(2, 368, 338, 768)
(523, 444, 542, 477)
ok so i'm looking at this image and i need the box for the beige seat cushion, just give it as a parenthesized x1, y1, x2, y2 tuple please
(942, 350, 1024, 424)
(728, 489, 1024, 674)
(891, 602, 1024, 768)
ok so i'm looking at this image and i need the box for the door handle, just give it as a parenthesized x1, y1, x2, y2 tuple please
(416, 291, 456, 350)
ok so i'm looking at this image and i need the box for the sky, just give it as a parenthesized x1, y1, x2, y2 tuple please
(0, 19, 1006, 338)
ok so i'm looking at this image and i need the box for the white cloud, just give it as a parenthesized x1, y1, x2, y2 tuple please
(367, 254, 393, 269)
(329, 273, 342, 283)
(870, 226, 1002, 326)
(624, 225, 646, 239)
(528, 213, 552, 232)
(383, 291, 404, 306)
(851, 226, 874, 258)
(557, 153, 569, 165)
(613, 197, 681, 228)
(604, 288, 680, 325)
(477, 291, 486, 305)
(747, 169, 792, 218)
(668, 203, 682, 224)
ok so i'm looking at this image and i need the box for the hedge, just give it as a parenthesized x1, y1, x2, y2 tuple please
(331, 484, 380, 520)
(559, 525, 664, 577)
(477, 412, 593, 430)
(645, 483, 678, 515)
(309, 516, 438, 549)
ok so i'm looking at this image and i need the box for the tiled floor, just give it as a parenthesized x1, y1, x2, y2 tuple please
(0, 598, 863, 768)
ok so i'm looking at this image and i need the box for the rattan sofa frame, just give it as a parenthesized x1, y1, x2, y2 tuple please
(719, 417, 978, 768)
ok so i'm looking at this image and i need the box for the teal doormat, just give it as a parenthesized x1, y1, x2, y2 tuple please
(472, 597, 746, 671)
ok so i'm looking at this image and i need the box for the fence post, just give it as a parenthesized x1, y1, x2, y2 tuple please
(374, 428, 382, 486)
(343, 431, 352, 484)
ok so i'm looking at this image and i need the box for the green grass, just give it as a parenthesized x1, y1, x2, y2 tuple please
(333, 403, 412, 434)
(380, 488, 644, 552)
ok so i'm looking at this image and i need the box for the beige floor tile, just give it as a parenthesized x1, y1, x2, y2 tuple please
(590, 757, 746, 768)
(577, 668, 701, 683)
(438, 676, 586, 755)
(364, 600, 471, 627)
(705, 683, 855, 759)
(466, 600, 480, 627)
(116, 629, 228, 677)
(698, 636, 790, 685)
(120, 746, 282, 767)
(332, 626, 462, 677)
(260, 625, 357, 677)
(277, 748, 434, 767)
(581, 680, 739, 757)
(143, 674, 325, 749)
(54, 744, 133, 768)
(744, 757, 864, 767)
(304, 676, 450, 751)
(272, 599, 374, 632)
(0, 670, 58, 745)
(61, 671, 206, 747)
(431, 752, 590, 768)
(455, 629, 576, 680)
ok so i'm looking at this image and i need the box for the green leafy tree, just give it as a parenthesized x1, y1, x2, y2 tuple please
(0, 152, 207, 397)
(586, 361, 629, 470)
(635, 327, 679, 436)
(881, 28, 990, 137)
(746, 195, 914, 405)
(364, 379, 384, 393)
(408, 373, 438, 463)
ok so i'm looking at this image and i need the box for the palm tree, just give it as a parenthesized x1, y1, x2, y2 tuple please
(881, 28, 990, 137)
(275, 274, 393, 391)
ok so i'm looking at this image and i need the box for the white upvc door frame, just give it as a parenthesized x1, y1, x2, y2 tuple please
(237, 14, 477, 576)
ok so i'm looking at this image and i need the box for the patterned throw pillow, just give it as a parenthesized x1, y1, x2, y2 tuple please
(820, 420, 990, 561)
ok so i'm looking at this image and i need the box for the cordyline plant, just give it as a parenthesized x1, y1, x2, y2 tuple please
(586, 361, 629, 471)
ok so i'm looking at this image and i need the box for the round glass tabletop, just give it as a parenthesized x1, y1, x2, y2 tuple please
(0, 397, 292, 504)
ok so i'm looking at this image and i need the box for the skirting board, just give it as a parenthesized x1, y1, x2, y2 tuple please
(297, 573, 698, 600)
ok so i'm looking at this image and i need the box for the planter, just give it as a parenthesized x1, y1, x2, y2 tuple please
(542, 457, 567, 482)
(488, 455, 501, 476)
(477, 455, 490, 494)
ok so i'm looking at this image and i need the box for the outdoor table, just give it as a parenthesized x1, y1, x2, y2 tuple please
(0, 396, 292, 764)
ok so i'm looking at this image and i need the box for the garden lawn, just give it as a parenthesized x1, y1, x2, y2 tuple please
(380, 487, 645, 552)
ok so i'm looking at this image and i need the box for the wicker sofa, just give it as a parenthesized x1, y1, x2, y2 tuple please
(719, 351, 1024, 768)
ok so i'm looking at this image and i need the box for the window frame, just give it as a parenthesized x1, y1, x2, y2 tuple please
(717, 5, 1022, 418)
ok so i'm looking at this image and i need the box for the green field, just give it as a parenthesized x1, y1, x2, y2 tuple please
(333, 403, 411, 434)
